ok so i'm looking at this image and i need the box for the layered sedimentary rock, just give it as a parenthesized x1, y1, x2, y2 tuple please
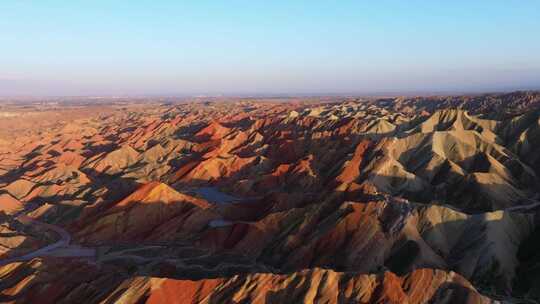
(1, 93, 540, 303)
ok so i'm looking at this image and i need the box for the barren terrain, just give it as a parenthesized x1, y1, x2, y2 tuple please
(1, 91, 540, 303)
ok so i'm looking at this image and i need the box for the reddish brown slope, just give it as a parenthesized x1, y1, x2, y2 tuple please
(75, 182, 215, 243)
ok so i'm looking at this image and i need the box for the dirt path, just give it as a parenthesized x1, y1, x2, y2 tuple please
(0, 215, 95, 266)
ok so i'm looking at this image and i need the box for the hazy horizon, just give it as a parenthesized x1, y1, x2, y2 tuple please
(2, 1, 540, 96)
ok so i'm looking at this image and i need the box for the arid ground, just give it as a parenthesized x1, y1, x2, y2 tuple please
(1, 91, 540, 303)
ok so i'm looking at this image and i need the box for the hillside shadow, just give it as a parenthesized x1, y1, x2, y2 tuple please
(3, 108, 540, 302)
(172, 121, 206, 141)
(417, 205, 540, 300)
(429, 281, 489, 303)
(0, 167, 144, 267)
(367, 167, 538, 214)
(513, 224, 540, 301)
(3, 169, 534, 300)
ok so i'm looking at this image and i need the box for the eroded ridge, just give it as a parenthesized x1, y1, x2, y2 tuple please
(1, 93, 540, 303)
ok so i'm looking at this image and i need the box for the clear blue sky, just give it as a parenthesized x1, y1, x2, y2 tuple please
(1, 1, 539, 96)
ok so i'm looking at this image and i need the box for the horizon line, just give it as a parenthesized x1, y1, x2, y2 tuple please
(1, 88, 539, 100)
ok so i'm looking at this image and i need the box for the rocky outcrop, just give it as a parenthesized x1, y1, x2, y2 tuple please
(2, 94, 540, 303)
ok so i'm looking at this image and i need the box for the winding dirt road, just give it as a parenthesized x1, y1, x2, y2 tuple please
(0, 215, 95, 266)
(2, 200, 539, 267)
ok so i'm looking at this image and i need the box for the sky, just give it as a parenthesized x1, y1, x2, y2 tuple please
(1, 1, 540, 96)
